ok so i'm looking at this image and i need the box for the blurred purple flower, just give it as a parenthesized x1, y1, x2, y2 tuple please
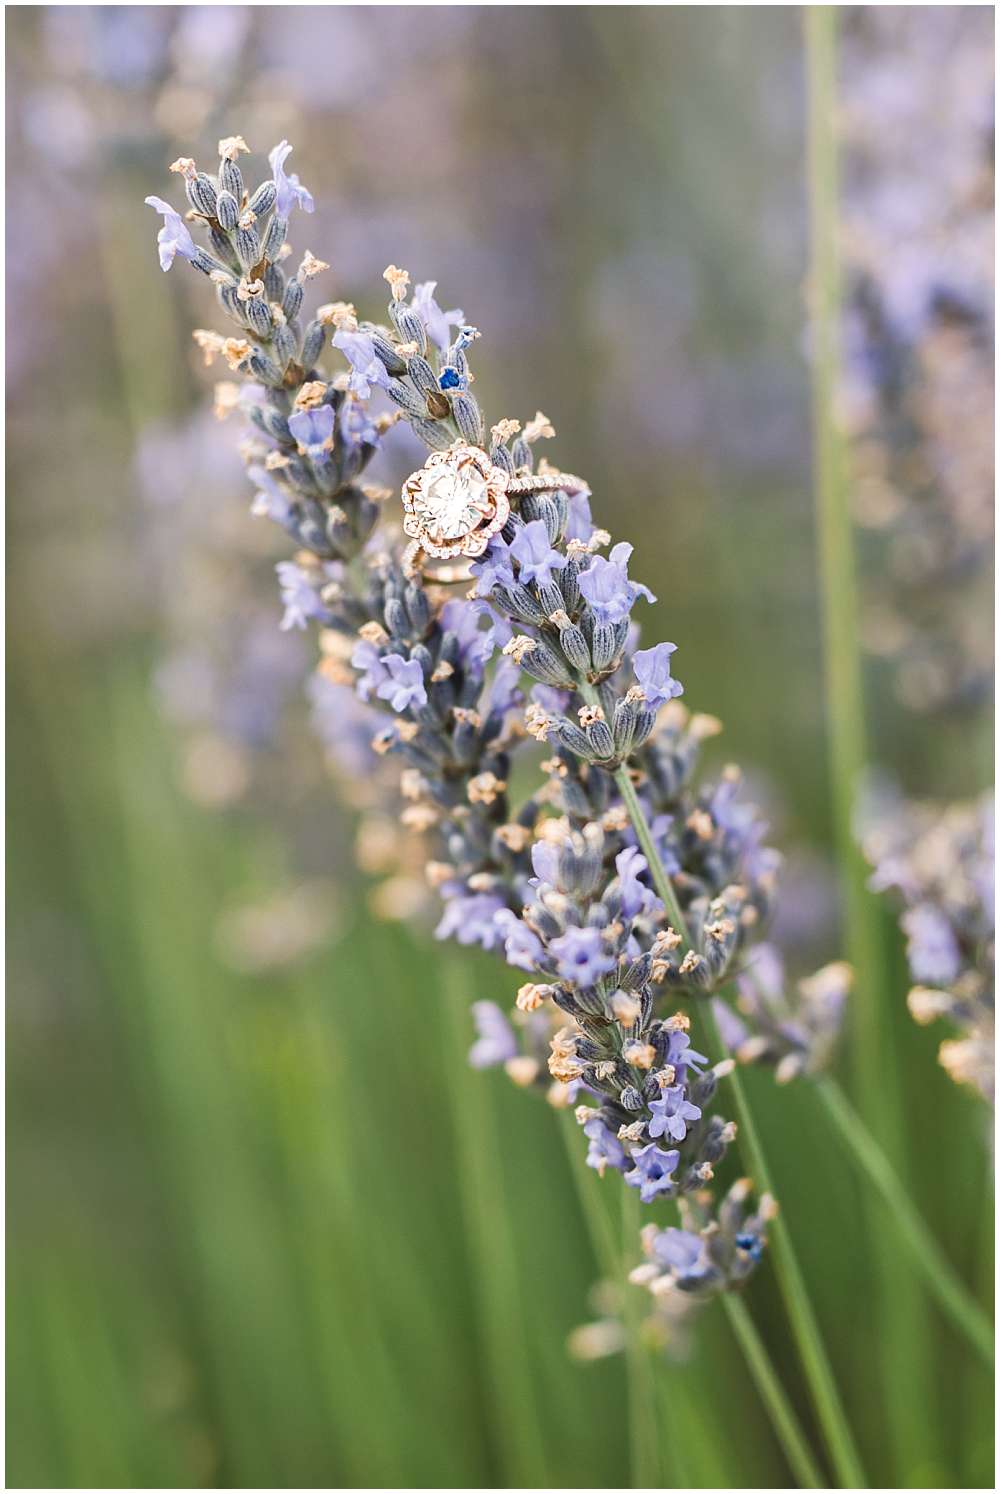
(276, 561, 327, 631)
(549, 925, 614, 986)
(289, 405, 335, 461)
(470, 536, 516, 598)
(468, 1000, 518, 1068)
(376, 654, 427, 712)
(351, 639, 388, 702)
(495, 909, 545, 972)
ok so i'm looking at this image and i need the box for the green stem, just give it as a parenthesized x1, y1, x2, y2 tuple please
(722, 1294, 825, 1489)
(815, 1076, 994, 1366)
(702, 1002, 866, 1487)
(618, 1184, 662, 1489)
(805, 9, 937, 1479)
(607, 758, 866, 1486)
(560, 1110, 661, 1487)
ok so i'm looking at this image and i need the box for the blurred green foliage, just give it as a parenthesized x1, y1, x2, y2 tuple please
(7, 6, 992, 1488)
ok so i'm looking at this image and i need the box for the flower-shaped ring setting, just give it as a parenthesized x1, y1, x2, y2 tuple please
(400, 444, 591, 578)
(401, 444, 511, 566)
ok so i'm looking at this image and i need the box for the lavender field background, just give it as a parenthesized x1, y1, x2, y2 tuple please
(6, 6, 993, 1489)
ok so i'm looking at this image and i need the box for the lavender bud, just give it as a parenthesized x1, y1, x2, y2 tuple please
(620, 1086, 644, 1112)
(561, 557, 581, 611)
(520, 641, 572, 687)
(191, 246, 228, 277)
(511, 437, 532, 471)
(370, 334, 408, 376)
(262, 214, 288, 262)
(554, 720, 592, 758)
(405, 583, 431, 634)
(410, 417, 453, 451)
(557, 624, 591, 673)
(587, 719, 616, 761)
(535, 581, 564, 617)
(208, 227, 241, 274)
(384, 597, 408, 639)
(244, 297, 272, 338)
(453, 393, 483, 446)
(259, 406, 291, 442)
(490, 442, 515, 477)
(282, 279, 304, 321)
(219, 156, 244, 198)
(631, 710, 657, 750)
(301, 320, 326, 369)
(495, 585, 546, 625)
(218, 282, 249, 326)
(272, 321, 298, 369)
(186, 172, 218, 218)
(407, 357, 439, 399)
(249, 180, 278, 216)
(591, 624, 619, 673)
(387, 380, 429, 418)
(235, 223, 263, 271)
(248, 350, 284, 387)
(612, 699, 638, 757)
(393, 306, 426, 353)
(264, 263, 286, 301)
(215, 190, 240, 231)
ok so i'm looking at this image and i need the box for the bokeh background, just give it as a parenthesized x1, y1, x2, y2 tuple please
(6, 6, 993, 1489)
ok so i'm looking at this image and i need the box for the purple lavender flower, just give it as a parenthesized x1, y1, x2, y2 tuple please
(578, 542, 656, 625)
(248, 465, 293, 525)
(468, 1001, 518, 1069)
(665, 1030, 708, 1078)
(633, 643, 683, 709)
(437, 891, 507, 951)
(469, 536, 516, 598)
(613, 846, 662, 920)
(648, 1086, 702, 1143)
(509, 520, 568, 589)
(351, 639, 388, 702)
(624, 1142, 680, 1203)
(494, 910, 546, 972)
(411, 281, 465, 352)
(144, 195, 196, 271)
(530, 840, 561, 889)
(268, 140, 314, 216)
(901, 904, 962, 984)
(583, 1116, 627, 1176)
(564, 490, 595, 544)
(376, 654, 427, 712)
(340, 399, 379, 451)
(650, 1227, 713, 1281)
(332, 330, 391, 399)
(288, 405, 335, 462)
(276, 561, 326, 631)
(549, 925, 615, 986)
(439, 598, 509, 669)
(484, 659, 522, 717)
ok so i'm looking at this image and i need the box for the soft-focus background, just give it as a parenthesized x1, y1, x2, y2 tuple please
(6, 6, 993, 1489)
